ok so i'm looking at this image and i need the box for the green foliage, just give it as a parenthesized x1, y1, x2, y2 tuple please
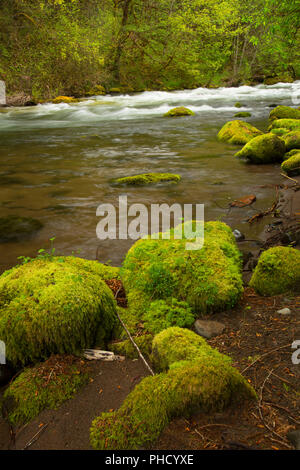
(250, 247, 300, 296)
(235, 133, 286, 163)
(281, 152, 300, 175)
(0, 256, 117, 367)
(112, 173, 181, 185)
(164, 107, 195, 117)
(218, 120, 262, 145)
(143, 299, 196, 334)
(90, 327, 256, 450)
(3, 355, 89, 425)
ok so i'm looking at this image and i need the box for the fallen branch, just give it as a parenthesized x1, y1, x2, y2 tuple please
(83, 349, 124, 362)
(23, 423, 48, 450)
(242, 343, 292, 373)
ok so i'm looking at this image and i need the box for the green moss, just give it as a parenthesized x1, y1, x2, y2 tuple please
(235, 102, 243, 108)
(0, 216, 43, 243)
(51, 96, 79, 104)
(2, 355, 89, 425)
(281, 153, 300, 176)
(264, 75, 294, 85)
(85, 85, 106, 96)
(0, 257, 117, 367)
(143, 299, 196, 334)
(217, 120, 262, 145)
(283, 131, 300, 152)
(234, 112, 252, 118)
(235, 133, 286, 164)
(121, 221, 243, 332)
(112, 173, 181, 185)
(271, 128, 289, 136)
(249, 247, 300, 296)
(90, 327, 256, 450)
(164, 107, 195, 117)
(109, 334, 153, 359)
(269, 106, 300, 121)
(109, 88, 122, 93)
(269, 119, 300, 132)
(283, 149, 300, 160)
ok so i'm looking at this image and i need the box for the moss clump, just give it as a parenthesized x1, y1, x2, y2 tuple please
(109, 334, 153, 360)
(283, 149, 300, 160)
(281, 153, 300, 176)
(121, 221, 243, 332)
(235, 102, 243, 108)
(249, 247, 300, 296)
(112, 173, 181, 186)
(269, 106, 300, 122)
(164, 107, 195, 117)
(283, 131, 300, 152)
(90, 327, 256, 450)
(0, 216, 43, 243)
(0, 257, 117, 367)
(271, 128, 289, 136)
(51, 96, 78, 104)
(143, 299, 196, 334)
(264, 75, 294, 85)
(234, 112, 252, 118)
(2, 355, 89, 425)
(217, 120, 262, 145)
(85, 85, 106, 96)
(269, 119, 300, 132)
(235, 133, 286, 164)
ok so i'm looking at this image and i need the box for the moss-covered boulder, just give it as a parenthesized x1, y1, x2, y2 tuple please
(234, 112, 252, 118)
(269, 106, 300, 121)
(164, 107, 195, 117)
(283, 149, 300, 160)
(85, 85, 106, 96)
(2, 355, 89, 425)
(249, 247, 300, 296)
(217, 120, 262, 145)
(271, 128, 289, 136)
(269, 119, 300, 132)
(109, 334, 153, 360)
(0, 257, 117, 367)
(235, 102, 243, 108)
(235, 133, 286, 164)
(121, 221, 243, 333)
(0, 216, 43, 243)
(281, 153, 300, 176)
(112, 173, 181, 185)
(283, 131, 300, 152)
(90, 327, 256, 450)
(51, 96, 78, 104)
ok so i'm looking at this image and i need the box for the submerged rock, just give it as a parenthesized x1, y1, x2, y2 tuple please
(218, 120, 262, 145)
(164, 106, 195, 117)
(235, 133, 286, 164)
(0, 215, 43, 243)
(0, 257, 117, 367)
(249, 247, 300, 296)
(112, 173, 181, 185)
(234, 112, 252, 118)
(269, 105, 300, 121)
(283, 131, 300, 151)
(281, 152, 300, 176)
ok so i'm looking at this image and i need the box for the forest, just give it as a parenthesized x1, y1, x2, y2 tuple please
(0, 0, 300, 100)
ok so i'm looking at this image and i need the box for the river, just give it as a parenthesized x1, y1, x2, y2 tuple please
(0, 81, 299, 270)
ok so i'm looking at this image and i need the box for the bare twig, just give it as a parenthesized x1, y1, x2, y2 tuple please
(23, 423, 49, 450)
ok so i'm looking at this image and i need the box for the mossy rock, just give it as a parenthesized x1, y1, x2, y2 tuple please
(281, 153, 300, 176)
(283, 131, 300, 152)
(0, 257, 117, 367)
(85, 85, 106, 96)
(0, 216, 43, 243)
(51, 96, 79, 104)
(217, 120, 262, 145)
(112, 173, 181, 186)
(270, 128, 289, 136)
(283, 149, 300, 160)
(269, 106, 300, 121)
(164, 107, 195, 117)
(2, 355, 89, 425)
(269, 119, 300, 132)
(234, 112, 252, 118)
(264, 75, 294, 85)
(109, 334, 153, 360)
(235, 133, 286, 164)
(234, 102, 243, 108)
(121, 221, 243, 333)
(143, 298, 196, 334)
(249, 247, 300, 296)
(90, 327, 256, 450)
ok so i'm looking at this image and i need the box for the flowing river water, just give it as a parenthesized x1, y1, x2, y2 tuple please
(0, 82, 299, 270)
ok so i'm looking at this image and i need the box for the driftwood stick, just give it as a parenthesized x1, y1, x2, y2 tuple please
(23, 423, 48, 450)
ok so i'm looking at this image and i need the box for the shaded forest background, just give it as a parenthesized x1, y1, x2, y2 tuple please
(0, 0, 300, 99)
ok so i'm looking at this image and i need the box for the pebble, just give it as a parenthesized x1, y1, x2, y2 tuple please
(194, 319, 225, 339)
(277, 308, 291, 315)
(233, 229, 245, 241)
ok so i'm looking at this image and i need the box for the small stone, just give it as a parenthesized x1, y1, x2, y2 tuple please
(233, 229, 245, 241)
(194, 319, 225, 339)
(277, 308, 291, 315)
(287, 429, 300, 450)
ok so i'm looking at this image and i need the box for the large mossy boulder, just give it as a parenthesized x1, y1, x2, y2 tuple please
(51, 96, 79, 104)
(217, 120, 262, 145)
(0, 257, 117, 367)
(235, 133, 286, 164)
(0, 216, 43, 243)
(281, 152, 300, 176)
(249, 247, 300, 296)
(269, 119, 300, 133)
(164, 107, 195, 117)
(121, 221, 243, 332)
(112, 173, 181, 185)
(283, 131, 300, 152)
(90, 327, 256, 450)
(269, 106, 300, 122)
